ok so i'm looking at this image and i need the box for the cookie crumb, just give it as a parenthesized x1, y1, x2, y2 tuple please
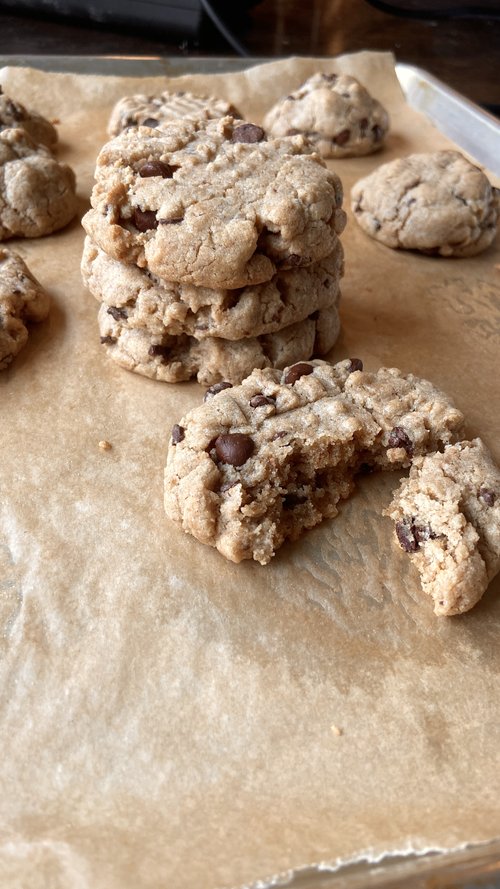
(331, 724, 343, 736)
(98, 440, 112, 451)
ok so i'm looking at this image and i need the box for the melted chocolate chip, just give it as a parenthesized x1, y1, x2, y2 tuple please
(231, 123, 265, 144)
(133, 208, 158, 231)
(283, 493, 308, 510)
(214, 433, 255, 466)
(333, 129, 350, 146)
(100, 335, 116, 345)
(148, 344, 170, 359)
(372, 125, 383, 142)
(171, 424, 185, 445)
(107, 306, 127, 321)
(348, 358, 363, 373)
(479, 487, 496, 507)
(249, 394, 275, 408)
(387, 426, 414, 456)
(139, 160, 174, 178)
(284, 363, 314, 385)
(204, 381, 233, 401)
(142, 117, 159, 128)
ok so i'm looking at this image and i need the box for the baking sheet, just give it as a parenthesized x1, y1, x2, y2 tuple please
(1, 53, 500, 889)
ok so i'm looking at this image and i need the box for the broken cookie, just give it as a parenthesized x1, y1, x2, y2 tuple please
(164, 359, 463, 564)
(385, 438, 500, 616)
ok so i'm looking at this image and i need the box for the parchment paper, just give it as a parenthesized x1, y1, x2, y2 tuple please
(1, 53, 500, 889)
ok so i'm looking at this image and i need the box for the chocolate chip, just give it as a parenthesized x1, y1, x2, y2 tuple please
(372, 125, 383, 142)
(148, 344, 170, 359)
(133, 208, 158, 231)
(282, 493, 307, 510)
(479, 487, 496, 506)
(142, 117, 159, 128)
(249, 394, 275, 408)
(284, 363, 314, 385)
(395, 520, 419, 553)
(139, 160, 174, 178)
(107, 306, 127, 321)
(333, 129, 350, 146)
(272, 431, 287, 441)
(100, 335, 116, 345)
(387, 426, 414, 456)
(214, 433, 254, 466)
(348, 358, 363, 373)
(204, 381, 233, 401)
(231, 123, 265, 144)
(396, 519, 436, 553)
(171, 424, 184, 444)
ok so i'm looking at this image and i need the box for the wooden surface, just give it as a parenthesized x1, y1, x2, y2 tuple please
(0, 0, 499, 112)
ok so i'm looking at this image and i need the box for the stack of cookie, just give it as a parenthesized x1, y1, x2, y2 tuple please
(82, 112, 346, 386)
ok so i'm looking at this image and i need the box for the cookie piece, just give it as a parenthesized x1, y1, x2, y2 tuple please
(385, 439, 500, 616)
(82, 116, 346, 289)
(82, 236, 343, 341)
(264, 72, 389, 159)
(97, 303, 340, 386)
(107, 89, 239, 137)
(351, 150, 500, 257)
(0, 247, 50, 369)
(0, 87, 58, 150)
(0, 128, 77, 240)
(164, 360, 463, 563)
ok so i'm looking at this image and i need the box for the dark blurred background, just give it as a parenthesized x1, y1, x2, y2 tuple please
(0, 0, 499, 113)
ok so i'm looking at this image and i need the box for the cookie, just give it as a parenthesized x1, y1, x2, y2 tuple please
(82, 116, 346, 290)
(164, 360, 464, 564)
(0, 247, 50, 369)
(107, 89, 239, 137)
(82, 236, 343, 341)
(264, 72, 389, 159)
(97, 303, 340, 386)
(385, 439, 500, 616)
(351, 150, 500, 257)
(0, 87, 58, 150)
(0, 128, 77, 240)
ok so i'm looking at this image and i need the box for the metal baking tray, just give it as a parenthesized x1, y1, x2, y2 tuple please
(0, 53, 499, 889)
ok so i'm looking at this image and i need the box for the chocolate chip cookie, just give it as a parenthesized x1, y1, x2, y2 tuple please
(97, 303, 340, 386)
(264, 72, 389, 159)
(351, 150, 499, 257)
(82, 116, 346, 290)
(0, 128, 77, 240)
(164, 360, 463, 563)
(82, 236, 343, 341)
(386, 439, 500, 616)
(0, 87, 58, 150)
(107, 89, 239, 137)
(0, 247, 50, 369)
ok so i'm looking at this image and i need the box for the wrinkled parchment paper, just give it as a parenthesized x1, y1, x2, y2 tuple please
(1, 53, 500, 889)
